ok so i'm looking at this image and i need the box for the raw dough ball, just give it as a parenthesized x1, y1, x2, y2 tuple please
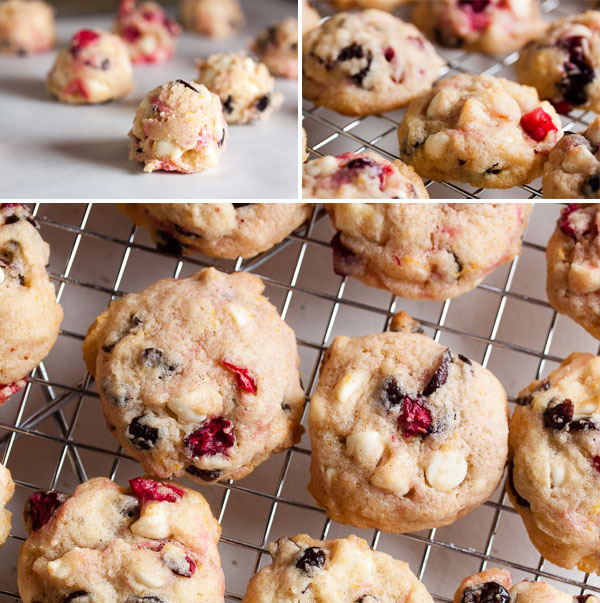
(251, 18, 298, 79)
(46, 29, 134, 105)
(129, 79, 228, 174)
(303, 0, 320, 33)
(0, 0, 55, 55)
(114, 0, 179, 64)
(195, 52, 283, 124)
(179, 0, 244, 38)
(0, 465, 14, 546)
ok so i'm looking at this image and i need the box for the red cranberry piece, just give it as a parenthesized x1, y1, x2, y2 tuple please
(384, 47, 395, 62)
(558, 203, 592, 240)
(0, 382, 23, 404)
(398, 396, 432, 437)
(422, 349, 451, 397)
(296, 547, 326, 572)
(543, 399, 573, 430)
(121, 25, 141, 42)
(162, 549, 196, 578)
(0, 203, 21, 209)
(458, 0, 490, 12)
(520, 107, 558, 142)
(591, 456, 600, 473)
(553, 100, 572, 115)
(222, 361, 257, 394)
(26, 491, 66, 531)
(71, 29, 100, 54)
(129, 477, 184, 506)
(461, 583, 511, 603)
(184, 418, 235, 458)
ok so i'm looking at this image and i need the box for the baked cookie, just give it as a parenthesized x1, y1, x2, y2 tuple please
(0, 465, 14, 546)
(398, 74, 563, 189)
(454, 568, 595, 603)
(195, 52, 283, 124)
(17, 476, 224, 602)
(243, 533, 434, 603)
(308, 312, 509, 533)
(546, 204, 600, 339)
(327, 203, 530, 300)
(515, 11, 600, 115)
(331, 0, 408, 10)
(302, 152, 429, 199)
(303, 0, 320, 33)
(543, 118, 600, 199)
(82, 268, 305, 485)
(114, 0, 179, 64)
(0, 204, 63, 404)
(302, 128, 309, 162)
(46, 29, 133, 104)
(179, 0, 244, 38)
(118, 203, 312, 258)
(508, 352, 600, 572)
(413, 0, 545, 55)
(129, 80, 227, 173)
(0, 0, 54, 55)
(251, 18, 298, 79)
(303, 10, 445, 116)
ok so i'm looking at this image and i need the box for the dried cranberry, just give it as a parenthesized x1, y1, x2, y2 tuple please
(129, 477, 184, 506)
(0, 381, 23, 404)
(384, 47, 395, 62)
(398, 396, 433, 437)
(71, 30, 100, 54)
(558, 203, 585, 240)
(458, 0, 490, 12)
(26, 491, 66, 531)
(543, 399, 573, 430)
(121, 25, 141, 42)
(185, 466, 223, 481)
(460, 582, 511, 603)
(184, 418, 235, 458)
(584, 175, 600, 198)
(558, 36, 595, 108)
(591, 456, 600, 473)
(295, 547, 326, 572)
(520, 107, 558, 142)
(163, 551, 196, 578)
(381, 377, 405, 410)
(222, 361, 257, 394)
(129, 417, 159, 449)
(569, 419, 597, 432)
(422, 349, 451, 396)
(331, 231, 364, 277)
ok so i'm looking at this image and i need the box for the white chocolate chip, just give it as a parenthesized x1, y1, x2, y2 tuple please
(306, 155, 337, 176)
(155, 140, 183, 161)
(425, 88, 459, 118)
(562, 145, 598, 174)
(85, 79, 109, 97)
(131, 503, 170, 539)
(132, 559, 167, 588)
(457, 98, 492, 131)
(139, 34, 158, 55)
(167, 384, 222, 422)
(568, 262, 600, 295)
(226, 303, 250, 327)
(425, 450, 467, 492)
(0, 268, 4, 285)
(345, 430, 384, 468)
(336, 372, 366, 405)
(587, 119, 600, 145)
(425, 132, 450, 160)
(47, 557, 71, 580)
(370, 455, 413, 496)
(551, 461, 565, 487)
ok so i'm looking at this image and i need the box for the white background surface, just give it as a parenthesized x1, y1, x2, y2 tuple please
(0, 1, 299, 199)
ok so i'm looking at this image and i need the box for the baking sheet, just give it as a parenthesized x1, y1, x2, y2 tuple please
(0, 1, 299, 199)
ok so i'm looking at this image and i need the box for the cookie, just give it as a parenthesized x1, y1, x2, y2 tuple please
(243, 533, 433, 603)
(17, 476, 224, 602)
(515, 11, 600, 115)
(251, 18, 298, 79)
(0, 465, 14, 546)
(398, 74, 563, 189)
(302, 128, 309, 162)
(0, 0, 54, 55)
(302, 152, 429, 199)
(179, 0, 244, 38)
(508, 352, 600, 572)
(46, 29, 134, 104)
(129, 80, 227, 173)
(0, 203, 63, 404)
(115, 0, 179, 64)
(308, 312, 509, 533)
(454, 568, 593, 603)
(327, 203, 530, 300)
(546, 204, 600, 339)
(331, 0, 408, 10)
(412, 0, 545, 55)
(303, 0, 320, 33)
(195, 52, 283, 124)
(303, 9, 445, 116)
(82, 268, 305, 485)
(543, 118, 600, 199)
(118, 203, 312, 258)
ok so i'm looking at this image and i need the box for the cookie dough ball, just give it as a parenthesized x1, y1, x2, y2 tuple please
(303, 10, 446, 116)
(251, 18, 298, 79)
(331, 0, 408, 10)
(308, 313, 509, 533)
(46, 29, 134, 105)
(0, 0, 54, 55)
(179, 0, 244, 38)
(118, 203, 312, 258)
(0, 204, 63, 404)
(507, 352, 600, 572)
(303, 152, 429, 199)
(83, 268, 305, 484)
(455, 568, 591, 603)
(327, 204, 530, 300)
(0, 465, 14, 546)
(398, 74, 563, 189)
(543, 118, 600, 199)
(17, 476, 224, 602)
(546, 204, 600, 339)
(303, 0, 320, 33)
(515, 11, 600, 115)
(243, 533, 434, 603)
(115, 0, 179, 64)
(195, 52, 283, 124)
(129, 80, 227, 174)
(413, 0, 545, 55)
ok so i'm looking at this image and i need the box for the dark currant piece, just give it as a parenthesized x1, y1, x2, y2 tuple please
(458, 354, 472, 365)
(381, 377, 405, 410)
(458, 0, 490, 12)
(64, 593, 89, 602)
(460, 582, 511, 603)
(591, 456, 600, 473)
(356, 597, 379, 603)
(337, 42, 364, 61)
(128, 416, 159, 450)
(422, 349, 451, 396)
(485, 163, 502, 175)
(569, 419, 598, 432)
(543, 399, 573, 430)
(256, 95, 270, 111)
(185, 466, 223, 481)
(223, 95, 234, 113)
(508, 462, 530, 507)
(584, 174, 600, 198)
(177, 79, 198, 92)
(575, 596, 592, 603)
(4, 215, 20, 225)
(156, 230, 185, 255)
(233, 204, 250, 208)
(295, 547, 326, 572)
(132, 598, 166, 603)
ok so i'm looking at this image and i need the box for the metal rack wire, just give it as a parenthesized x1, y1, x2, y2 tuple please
(302, 0, 599, 199)
(0, 202, 598, 601)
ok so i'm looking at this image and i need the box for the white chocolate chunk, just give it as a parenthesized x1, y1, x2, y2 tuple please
(167, 384, 222, 422)
(507, 0, 530, 18)
(562, 145, 597, 174)
(345, 430, 384, 467)
(370, 455, 413, 496)
(132, 559, 168, 588)
(131, 503, 170, 539)
(568, 262, 600, 295)
(47, 557, 72, 580)
(425, 450, 467, 492)
(425, 132, 450, 160)
(336, 372, 366, 405)
(226, 303, 250, 327)
(587, 119, 600, 145)
(155, 139, 183, 161)
(457, 98, 492, 131)
(139, 34, 158, 55)
(551, 461, 565, 487)
(85, 79, 110, 97)
(0, 268, 4, 285)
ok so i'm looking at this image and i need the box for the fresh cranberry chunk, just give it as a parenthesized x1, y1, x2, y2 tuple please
(558, 203, 592, 240)
(26, 491, 65, 531)
(129, 477, 184, 506)
(121, 25, 141, 42)
(398, 396, 432, 437)
(458, 0, 490, 12)
(222, 361, 257, 394)
(384, 47, 395, 62)
(0, 382, 23, 404)
(184, 417, 235, 458)
(71, 30, 100, 54)
(552, 100, 572, 115)
(520, 107, 558, 142)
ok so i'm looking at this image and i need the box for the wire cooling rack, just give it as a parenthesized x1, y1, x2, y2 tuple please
(302, 0, 600, 199)
(2, 202, 600, 601)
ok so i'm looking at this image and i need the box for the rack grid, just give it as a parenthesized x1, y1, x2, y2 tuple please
(303, 0, 599, 199)
(1, 203, 600, 601)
